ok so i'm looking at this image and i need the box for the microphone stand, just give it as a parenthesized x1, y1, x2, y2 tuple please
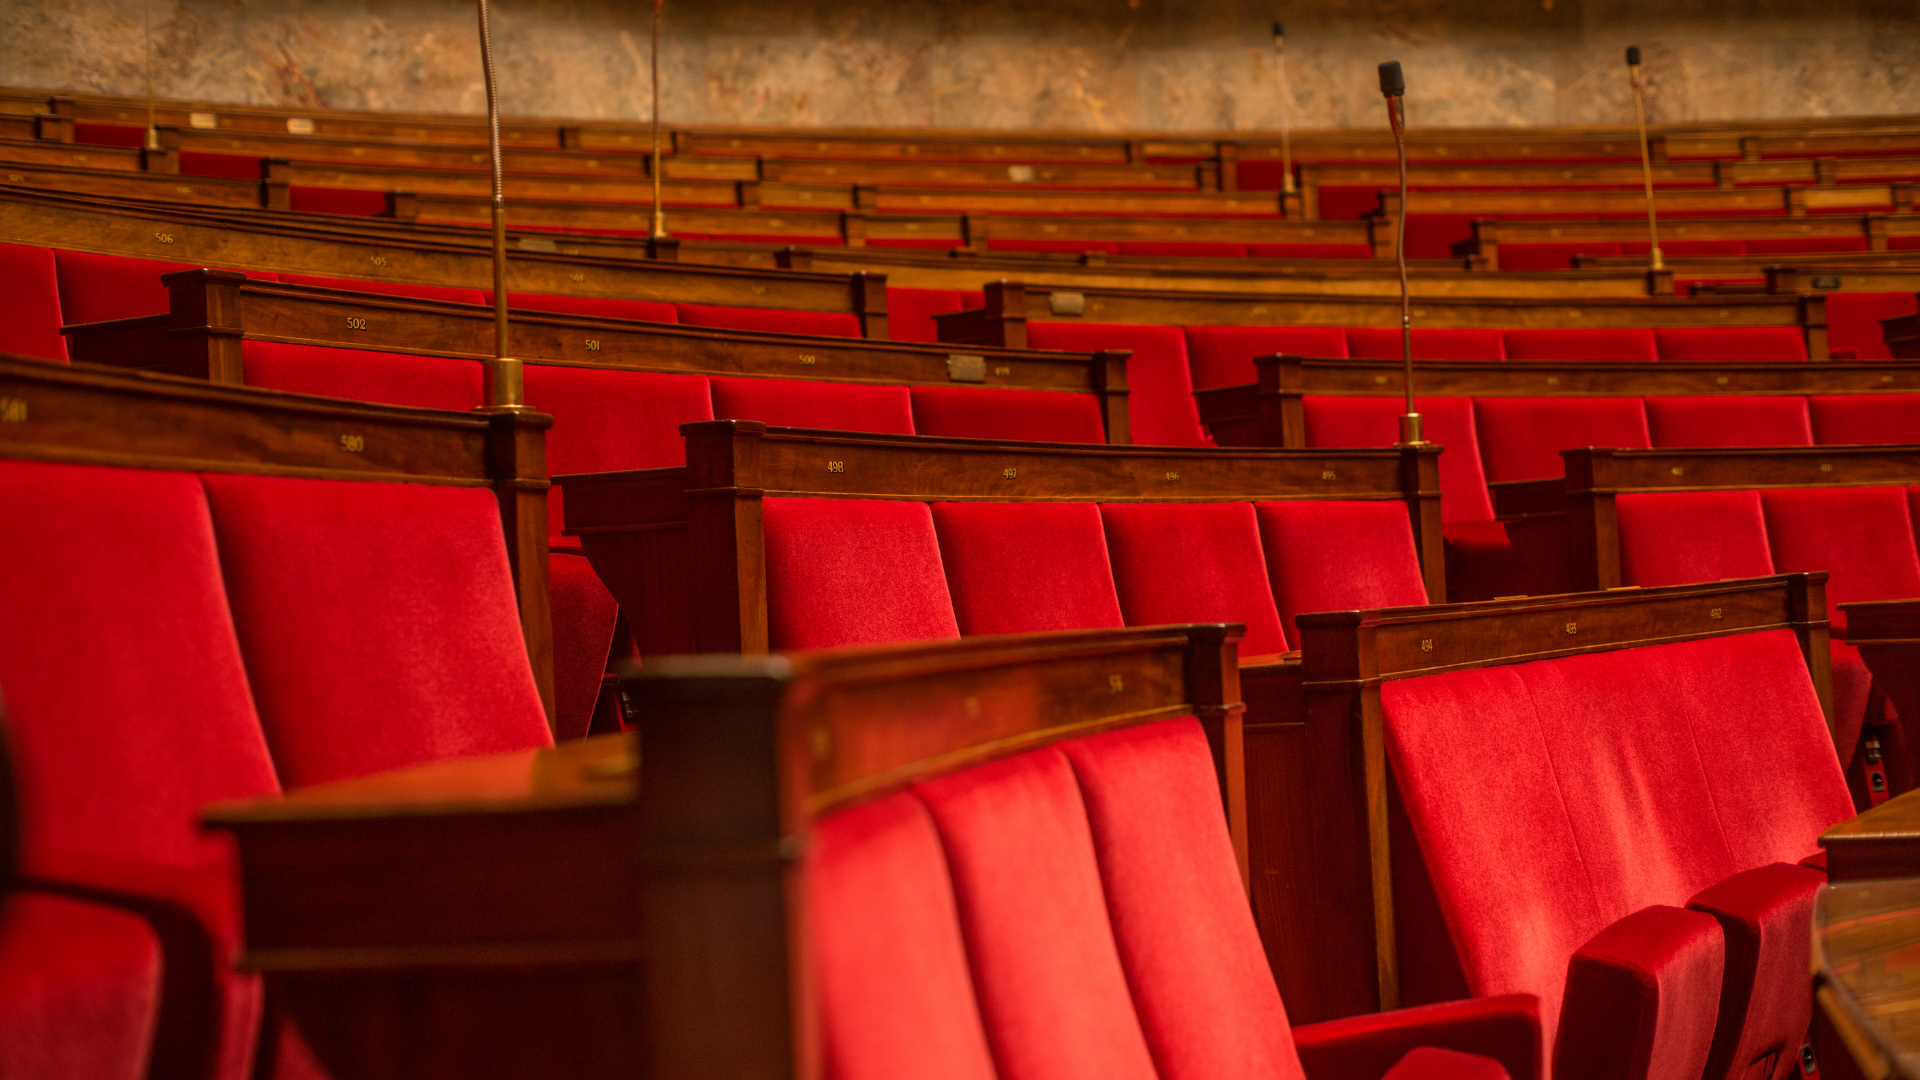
(1628, 46, 1664, 273)
(1273, 22, 1296, 217)
(650, 0, 668, 250)
(1381, 61, 1421, 447)
(476, 0, 523, 410)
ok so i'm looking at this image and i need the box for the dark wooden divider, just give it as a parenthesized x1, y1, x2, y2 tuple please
(61, 270, 1132, 442)
(1468, 214, 1920, 268)
(1195, 354, 1920, 449)
(0, 352, 556, 720)
(203, 622, 1246, 1080)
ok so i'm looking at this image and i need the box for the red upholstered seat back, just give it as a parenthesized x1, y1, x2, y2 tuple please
(1099, 503, 1290, 656)
(240, 341, 483, 411)
(1255, 500, 1428, 644)
(986, 238, 1119, 255)
(1303, 396, 1496, 523)
(1118, 241, 1248, 258)
(709, 376, 915, 434)
(1501, 328, 1658, 362)
(1759, 486, 1920, 633)
(1027, 323, 1208, 446)
(201, 474, 551, 788)
(1808, 394, 1920, 444)
(1244, 242, 1373, 258)
(761, 498, 960, 651)
(52, 251, 276, 324)
(495, 291, 679, 323)
(1614, 491, 1776, 587)
(886, 287, 966, 344)
(931, 502, 1125, 636)
(1824, 292, 1916, 361)
(523, 364, 713, 535)
(1182, 325, 1350, 390)
(908, 386, 1107, 443)
(1643, 396, 1813, 447)
(274, 273, 484, 306)
(674, 303, 863, 338)
(1383, 631, 1851, 1048)
(0, 243, 68, 362)
(1347, 328, 1506, 361)
(1653, 328, 1807, 362)
(1472, 397, 1651, 483)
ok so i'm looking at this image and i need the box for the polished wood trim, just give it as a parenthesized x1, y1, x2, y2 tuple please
(1812, 878, 1920, 1080)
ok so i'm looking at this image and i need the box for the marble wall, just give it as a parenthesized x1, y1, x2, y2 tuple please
(4, 0, 1916, 132)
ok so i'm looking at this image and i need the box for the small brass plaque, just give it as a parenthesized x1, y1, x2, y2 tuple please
(1565, 623, 1578, 635)
(1048, 291, 1087, 317)
(0, 397, 27, 424)
(346, 317, 368, 331)
(1715, 376, 1729, 385)
(1321, 469, 1336, 480)
(1420, 639, 1434, 652)
(369, 255, 388, 267)
(1108, 674, 1125, 694)
(798, 354, 817, 366)
(1812, 275, 1841, 290)
(569, 272, 585, 283)
(285, 117, 315, 134)
(1671, 466, 1685, 476)
(175, 186, 194, 195)
(338, 434, 365, 453)
(945, 354, 986, 382)
(153, 232, 175, 244)
(1003, 468, 1018, 479)
(808, 726, 833, 761)
(995, 366, 1011, 376)
(5, 174, 20, 183)
(188, 112, 218, 129)
(1007, 165, 1036, 183)
(1546, 376, 1560, 386)
(1710, 608, 1723, 620)
(1165, 472, 1180, 482)
(585, 339, 602, 352)
(1819, 463, 1833, 472)
(827, 461, 845, 473)
(1373, 375, 1388, 385)
(751, 285, 769, 295)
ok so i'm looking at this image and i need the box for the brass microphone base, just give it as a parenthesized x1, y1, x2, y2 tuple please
(482, 356, 526, 410)
(1398, 412, 1427, 447)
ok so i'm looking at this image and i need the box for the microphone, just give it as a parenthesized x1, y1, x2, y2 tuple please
(1379, 60, 1420, 446)
(1625, 45, 1664, 272)
(1272, 20, 1294, 201)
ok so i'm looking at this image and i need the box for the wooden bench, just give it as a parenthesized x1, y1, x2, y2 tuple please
(203, 624, 1543, 1080)
(1468, 215, 1920, 270)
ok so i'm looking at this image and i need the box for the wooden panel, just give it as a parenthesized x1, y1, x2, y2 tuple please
(1813, 877, 1920, 1080)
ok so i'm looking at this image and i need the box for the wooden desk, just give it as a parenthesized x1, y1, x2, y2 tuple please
(1814, 876, 1920, 1080)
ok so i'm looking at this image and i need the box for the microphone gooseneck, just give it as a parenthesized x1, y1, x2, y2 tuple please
(1272, 21, 1293, 200)
(1627, 45, 1664, 272)
(1379, 61, 1421, 446)
(651, 0, 667, 242)
(477, 0, 524, 408)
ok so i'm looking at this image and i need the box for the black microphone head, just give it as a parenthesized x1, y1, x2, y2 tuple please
(1626, 45, 1641, 66)
(1272, 20, 1285, 36)
(1378, 61, 1405, 97)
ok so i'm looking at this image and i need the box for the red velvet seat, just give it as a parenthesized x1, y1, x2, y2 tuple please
(1256, 500, 1429, 644)
(0, 243, 68, 362)
(1027, 322, 1209, 446)
(52, 251, 277, 324)
(710, 376, 915, 434)
(886, 287, 966, 344)
(1245, 242, 1376, 258)
(240, 341, 483, 411)
(1117, 240, 1247, 257)
(273, 273, 485, 306)
(761, 498, 960, 651)
(1808, 393, 1920, 444)
(673, 302, 863, 338)
(1643, 396, 1813, 448)
(0, 890, 162, 1080)
(1348, 328, 1506, 361)
(985, 238, 1120, 255)
(493, 291, 679, 323)
(1383, 631, 1852, 1079)
(930, 502, 1125, 636)
(1824, 292, 1916, 361)
(1472, 397, 1651, 483)
(1099, 502, 1291, 656)
(1501, 328, 1658, 363)
(908, 386, 1107, 443)
(1183, 325, 1350, 390)
(287, 187, 390, 217)
(201, 474, 552, 788)
(1614, 491, 1776, 590)
(1760, 486, 1920, 637)
(0, 461, 282, 1080)
(1653, 328, 1808, 362)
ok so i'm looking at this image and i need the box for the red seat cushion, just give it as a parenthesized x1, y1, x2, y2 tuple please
(1382, 1047, 1512, 1080)
(1615, 491, 1776, 588)
(201, 474, 552, 787)
(1743, 237, 1872, 256)
(1688, 863, 1826, 1080)
(1654, 328, 1808, 362)
(495, 291, 679, 323)
(240, 341, 483, 411)
(1183, 325, 1350, 390)
(1246, 242, 1376, 259)
(673, 302, 863, 338)
(1472, 397, 1652, 483)
(287, 187, 390, 217)
(908, 386, 1107, 443)
(1303, 397, 1496, 523)
(810, 792, 999, 1080)
(1116, 241, 1248, 258)
(1643, 396, 1813, 448)
(1551, 905, 1725, 1080)
(1060, 719, 1305, 1080)
(1808, 393, 1920, 445)
(0, 461, 279, 1080)
(709, 376, 914, 434)
(1027, 323, 1209, 446)
(886, 287, 966, 344)
(1759, 486, 1920, 634)
(985, 238, 1120, 255)
(0, 243, 68, 362)
(1496, 242, 1625, 271)
(1256, 500, 1428, 644)
(1099, 502, 1290, 656)
(1348, 328, 1506, 361)
(761, 498, 960, 651)
(275, 273, 485, 306)
(912, 746, 1161, 1080)
(523, 364, 713, 533)
(53, 251, 276, 324)
(1824, 292, 1917, 361)
(1502, 329, 1658, 363)
(0, 891, 162, 1080)
(548, 551, 620, 740)
(930, 502, 1124, 636)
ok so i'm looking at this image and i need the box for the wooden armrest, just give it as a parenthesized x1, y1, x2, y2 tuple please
(1489, 477, 1566, 521)
(1838, 598, 1920, 646)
